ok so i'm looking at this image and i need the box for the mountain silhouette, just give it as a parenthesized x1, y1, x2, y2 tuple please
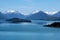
(5, 11, 25, 19)
(53, 11, 60, 17)
(26, 11, 51, 20)
(0, 12, 6, 20)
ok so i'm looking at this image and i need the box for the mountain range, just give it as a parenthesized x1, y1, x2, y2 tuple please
(26, 11, 51, 20)
(53, 11, 60, 17)
(0, 12, 6, 20)
(5, 11, 25, 19)
(0, 10, 60, 20)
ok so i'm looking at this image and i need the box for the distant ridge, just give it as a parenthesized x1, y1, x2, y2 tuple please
(53, 11, 60, 17)
(0, 10, 60, 20)
(4, 10, 25, 19)
(26, 11, 51, 20)
(0, 12, 6, 20)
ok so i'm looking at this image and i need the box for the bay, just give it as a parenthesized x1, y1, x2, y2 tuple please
(0, 20, 60, 40)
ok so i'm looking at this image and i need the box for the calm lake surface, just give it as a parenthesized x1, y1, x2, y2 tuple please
(0, 20, 60, 40)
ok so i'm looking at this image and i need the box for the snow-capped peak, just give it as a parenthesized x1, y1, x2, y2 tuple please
(7, 10, 15, 12)
(45, 11, 58, 15)
(32, 10, 40, 14)
(5, 10, 19, 13)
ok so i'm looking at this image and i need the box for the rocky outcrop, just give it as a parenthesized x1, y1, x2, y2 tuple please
(6, 18, 31, 23)
(44, 22, 60, 28)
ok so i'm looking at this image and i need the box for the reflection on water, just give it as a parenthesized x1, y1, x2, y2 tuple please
(0, 20, 60, 40)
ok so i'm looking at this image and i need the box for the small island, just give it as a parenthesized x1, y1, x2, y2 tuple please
(5, 18, 31, 23)
(44, 22, 60, 28)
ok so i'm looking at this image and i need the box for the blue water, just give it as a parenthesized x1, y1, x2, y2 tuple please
(0, 20, 60, 40)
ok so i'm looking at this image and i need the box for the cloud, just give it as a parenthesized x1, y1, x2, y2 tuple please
(7, 10, 15, 13)
(45, 11, 58, 15)
(32, 10, 40, 14)
(18, 6, 40, 15)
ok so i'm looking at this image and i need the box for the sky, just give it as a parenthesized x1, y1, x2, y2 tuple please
(0, 0, 60, 15)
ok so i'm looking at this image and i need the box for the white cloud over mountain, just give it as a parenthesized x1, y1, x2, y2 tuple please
(45, 11, 58, 15)
(4, 10, 19, 14)
(32, 10, 59, 15)
(32, 10, 40, 14)
(7, 10, 16, 13)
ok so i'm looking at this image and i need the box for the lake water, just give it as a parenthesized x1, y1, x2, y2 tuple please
(0, 20, 60, 40)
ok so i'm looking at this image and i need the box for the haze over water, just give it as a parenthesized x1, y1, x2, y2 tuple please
(0, 20, 60, 40)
